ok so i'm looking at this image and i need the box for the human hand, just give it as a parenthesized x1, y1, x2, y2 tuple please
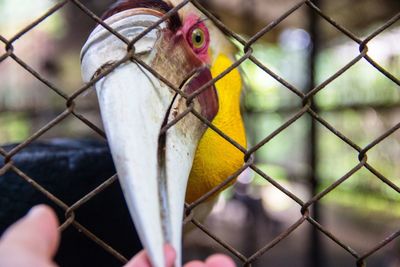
(126, 244, 236, 267)
(0, 205, 59, 267)
(0, 205, 236, 267)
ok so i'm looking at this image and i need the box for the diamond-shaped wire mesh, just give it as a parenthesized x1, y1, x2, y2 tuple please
(0, 0, 399, 266)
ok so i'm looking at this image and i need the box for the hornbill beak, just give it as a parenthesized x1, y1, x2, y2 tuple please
(81, 8, 218, 267)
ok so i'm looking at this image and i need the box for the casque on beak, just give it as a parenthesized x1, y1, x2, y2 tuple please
(80, 7, 218, 267)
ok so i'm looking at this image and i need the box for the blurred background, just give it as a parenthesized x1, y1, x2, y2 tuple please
(1, 0, 400, 266)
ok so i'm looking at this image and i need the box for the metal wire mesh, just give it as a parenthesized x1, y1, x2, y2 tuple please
(0, 0, 400, 266)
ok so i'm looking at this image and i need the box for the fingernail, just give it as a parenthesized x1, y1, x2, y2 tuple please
(27, 205, 48, 219)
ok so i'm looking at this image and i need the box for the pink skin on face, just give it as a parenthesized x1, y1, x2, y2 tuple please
(179, 13, 211, 63)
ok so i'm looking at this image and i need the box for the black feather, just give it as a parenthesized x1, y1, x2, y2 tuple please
(103, 0, 182, 31)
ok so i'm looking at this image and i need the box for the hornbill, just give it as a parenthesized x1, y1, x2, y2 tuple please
(81, 0, 246, 265)
(0, 0, 246, 266)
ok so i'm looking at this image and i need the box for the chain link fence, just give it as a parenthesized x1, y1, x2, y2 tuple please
(0, 0, 400, 266)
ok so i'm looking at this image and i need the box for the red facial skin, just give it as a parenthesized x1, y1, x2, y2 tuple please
(179, 13, 211, 64)
(157, 13, 218, 121)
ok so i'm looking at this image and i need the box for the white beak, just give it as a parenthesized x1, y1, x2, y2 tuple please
(81, 10, 211, 267)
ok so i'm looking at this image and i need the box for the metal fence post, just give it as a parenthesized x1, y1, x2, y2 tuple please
(307, 0, 323, 266)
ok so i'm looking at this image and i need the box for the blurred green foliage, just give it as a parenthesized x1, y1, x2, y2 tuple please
(0, 113, 30, 143)
(241, 31, 400, 215)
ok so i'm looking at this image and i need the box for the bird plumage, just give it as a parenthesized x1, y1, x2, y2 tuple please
(187, 54, 246, 203)
(0, 1, 247, 267)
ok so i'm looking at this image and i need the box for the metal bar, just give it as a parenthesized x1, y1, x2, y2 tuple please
(307, 1, 322, 266)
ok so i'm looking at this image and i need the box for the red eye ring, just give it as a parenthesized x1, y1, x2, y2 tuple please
(187, 24, 209, 54)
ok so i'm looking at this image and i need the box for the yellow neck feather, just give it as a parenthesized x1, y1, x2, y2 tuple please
(185, 54, 247, 203)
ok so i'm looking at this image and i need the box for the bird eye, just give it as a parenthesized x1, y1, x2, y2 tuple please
(191, 28, 206, 49)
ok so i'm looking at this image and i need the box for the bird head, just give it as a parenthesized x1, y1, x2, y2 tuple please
(81, 1, 240, 266)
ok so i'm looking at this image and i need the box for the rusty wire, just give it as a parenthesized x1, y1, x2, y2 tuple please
(0, 0, 400, 266)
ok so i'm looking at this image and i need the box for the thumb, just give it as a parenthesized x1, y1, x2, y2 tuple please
(0, 205, 60, 259)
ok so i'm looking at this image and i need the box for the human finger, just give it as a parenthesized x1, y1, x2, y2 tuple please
(124, 244, 176, 267)
(0, 205, 60, 267)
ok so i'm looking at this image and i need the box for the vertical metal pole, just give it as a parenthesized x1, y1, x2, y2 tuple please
(307, 1, 323, 267)
(243, 0, 256, 35)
